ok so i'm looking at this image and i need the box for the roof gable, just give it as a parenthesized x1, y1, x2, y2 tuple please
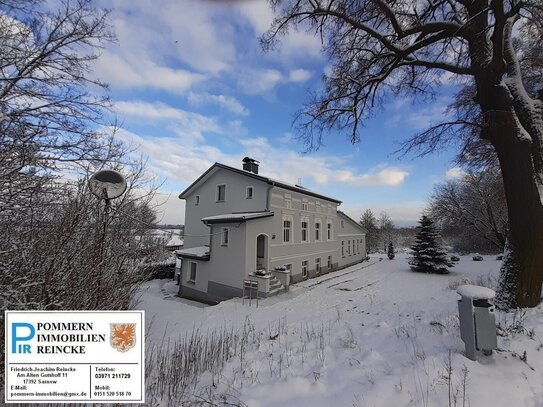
(179, 162, 342, 204)
(338, 211, 366, 233)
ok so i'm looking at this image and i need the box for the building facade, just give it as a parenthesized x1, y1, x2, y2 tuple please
(176, 158, 367, 303)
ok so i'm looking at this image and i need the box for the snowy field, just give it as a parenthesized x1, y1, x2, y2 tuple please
(137, 253, 543, 407)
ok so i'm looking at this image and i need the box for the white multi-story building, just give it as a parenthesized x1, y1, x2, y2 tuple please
(176, 158, 366, 303)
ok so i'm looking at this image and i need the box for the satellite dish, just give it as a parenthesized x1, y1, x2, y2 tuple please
(89, 169, 127, 200)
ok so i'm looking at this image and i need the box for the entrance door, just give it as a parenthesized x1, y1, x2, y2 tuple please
(256, 234, 268, 272)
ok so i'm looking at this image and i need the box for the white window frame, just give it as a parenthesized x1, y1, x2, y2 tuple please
(195, 195, 200, 206)
(315, 219, 321, 242)
(327, 222, 333, 240)
(302, 260, 308, 278)
(283, 215, 293, 244)
(301, 217, 309, 243)
(302, 202, 308, 211)
(221, 227, 229, 247)
(188, 262, 197, 283)
(246, 186, 253, 199)
(315, 258, 321, 274)
(216, 184, 226, 202)
(285, 199, 292, 209)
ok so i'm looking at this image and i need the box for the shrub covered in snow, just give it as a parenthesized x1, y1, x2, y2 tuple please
(410, 215, 450, 274)
(450, 255, 460, 262)
(473, 255, 484, 261)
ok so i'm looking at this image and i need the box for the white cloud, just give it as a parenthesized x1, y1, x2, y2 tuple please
(239, 67, 314, 94)
(95, 51, 204, 93)
(187, 92, 249, 116)
(289, 69, 312, 83)
(114, 100, 221, 145)
(235, 0, 322, 61)
(445, 167, 467, 179)
(239, 68, 283, 94)
(238, 137, 408, 188)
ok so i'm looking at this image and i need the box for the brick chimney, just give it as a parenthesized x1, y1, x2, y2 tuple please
(242, 157, 259, 174)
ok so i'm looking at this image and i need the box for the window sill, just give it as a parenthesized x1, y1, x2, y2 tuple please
(187, 280, 195, 285)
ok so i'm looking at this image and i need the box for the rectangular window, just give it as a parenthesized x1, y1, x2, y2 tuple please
(189, 262, 197, 283)
(216, 184, 226, 202)
(315, 221, 321, 242)
(283, 217, 292, 243)
(341, 220, 345, 228)
(221, 227, 229, 246)
(327, 222, 332, 240)
(352, 240, 356, 255)
(285, 199, 292, 209)
(348, 240, 351, 256)
(302, 203, 308, 211)
(327, 255, 332, 270)
(342, 241, 345, 258)
(316, 258, 321, 274)
(195, 195, 200, 206)
(302, 260, 308, 278)
(246, 186, 253, 199)
(301, 218, 309, 242)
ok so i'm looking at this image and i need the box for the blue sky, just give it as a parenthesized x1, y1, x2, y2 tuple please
(93, 0, 465, 226)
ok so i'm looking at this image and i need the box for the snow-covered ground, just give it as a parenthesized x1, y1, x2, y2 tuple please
(137, 253, 543, 406)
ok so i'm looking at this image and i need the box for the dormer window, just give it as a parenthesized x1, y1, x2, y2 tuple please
(246, 186, 253, 199)
(216, 184, 226, 202)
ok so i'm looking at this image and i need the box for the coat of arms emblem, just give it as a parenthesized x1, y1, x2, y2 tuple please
(110, 323, 136, 352)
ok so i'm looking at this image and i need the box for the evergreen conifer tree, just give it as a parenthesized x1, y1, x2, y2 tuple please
(387, 241, 395, 260)
(410, 216, 450, 274)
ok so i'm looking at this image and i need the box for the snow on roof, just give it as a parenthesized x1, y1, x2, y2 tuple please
(201, 211, 274, 224)
(456, 285, 496, 299)
(175, 246, 209, 260)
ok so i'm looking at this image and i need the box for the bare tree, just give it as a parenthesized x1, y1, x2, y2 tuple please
(263, 0, 543, 308)
(0, 0, 165, 385)
(429, 168, 507, 253)
(378, 210, 395, 251)
(360, 208, 378, 253)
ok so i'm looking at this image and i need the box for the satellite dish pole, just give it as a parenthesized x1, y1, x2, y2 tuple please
(88, 169, 128, 305)
(89, 169, 128, 227)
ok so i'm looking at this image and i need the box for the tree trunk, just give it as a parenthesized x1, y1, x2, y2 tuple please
(487, 111, 543, 308)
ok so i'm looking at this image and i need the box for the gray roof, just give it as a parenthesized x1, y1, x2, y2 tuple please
(201, 211, 274, 225)
(179, 162, 342, 204)
(175, 246, 210, 261)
